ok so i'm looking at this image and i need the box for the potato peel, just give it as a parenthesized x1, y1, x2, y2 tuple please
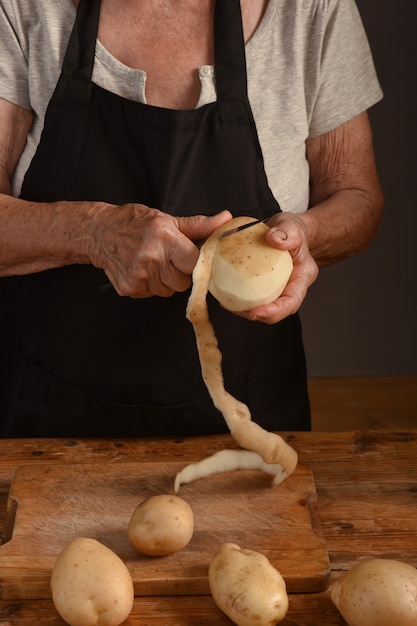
(174, 449, 287, 492)
(178, 219, 298, 490)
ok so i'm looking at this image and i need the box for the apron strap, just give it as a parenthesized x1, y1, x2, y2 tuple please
(62, 0, 101, 80)
(214, 0, 248, 101)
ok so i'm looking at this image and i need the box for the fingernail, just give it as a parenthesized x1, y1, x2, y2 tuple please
(269, 229, 287, 242)
(250, 314, 266, 322)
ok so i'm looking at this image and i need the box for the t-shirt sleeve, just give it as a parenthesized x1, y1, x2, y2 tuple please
(0, 0, 31, 110)
(307, 0, 383, 137)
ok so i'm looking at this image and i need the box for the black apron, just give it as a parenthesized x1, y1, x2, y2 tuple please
(0, 0, 310, 437)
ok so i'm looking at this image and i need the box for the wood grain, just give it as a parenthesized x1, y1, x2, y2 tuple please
(309, 375, 417, 430)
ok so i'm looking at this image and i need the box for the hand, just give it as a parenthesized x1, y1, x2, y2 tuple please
(244, 212, 319, 324)
(89, 204, 231, 298)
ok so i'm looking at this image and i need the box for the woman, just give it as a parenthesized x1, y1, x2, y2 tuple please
(0, 0, 383, 437)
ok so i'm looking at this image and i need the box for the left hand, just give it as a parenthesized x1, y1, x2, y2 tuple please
(244, 212, 318, 324)
(235, 111, 383, 325)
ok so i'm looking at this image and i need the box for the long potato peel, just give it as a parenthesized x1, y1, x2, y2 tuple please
(176, 221, 298, 490)
(174, 449, 288, 493)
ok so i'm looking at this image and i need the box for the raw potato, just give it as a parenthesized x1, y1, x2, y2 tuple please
(127, 494, 194, 556)
(51, 537, 134, 626)
(330, 558, 417, 626)
(209, 216, 293, 312)
(209, 542, 288, 626)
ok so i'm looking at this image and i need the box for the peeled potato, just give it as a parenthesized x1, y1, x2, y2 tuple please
(330, 558, 417, 626)
(127, 494, 194, 556)
(51, 537, 134, 626)
(209, 542, 288, 626)
(209, 216, 293, 312)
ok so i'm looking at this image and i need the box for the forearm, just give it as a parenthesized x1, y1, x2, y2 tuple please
(300, 186, 383, 267)
(0, 192, 232, 298)
(0, 193, 107, 276)
(303, 111, 383, 267)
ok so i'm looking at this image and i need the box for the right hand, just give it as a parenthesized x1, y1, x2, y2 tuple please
(88, 204, 232, 298)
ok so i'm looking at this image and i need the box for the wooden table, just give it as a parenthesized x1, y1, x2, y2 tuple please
(0, 429, 416, 625)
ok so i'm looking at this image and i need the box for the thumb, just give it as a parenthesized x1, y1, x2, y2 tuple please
(178, 210, 232, 242)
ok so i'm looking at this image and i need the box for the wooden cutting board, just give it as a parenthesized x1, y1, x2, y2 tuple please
(0, 461, 330, 599)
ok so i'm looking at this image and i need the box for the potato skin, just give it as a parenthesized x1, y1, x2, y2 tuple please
(330, 558, 417, 626)
(208, 542, 288, 626)
(51, 537, 134, 626)
(128, 494, 194, 556)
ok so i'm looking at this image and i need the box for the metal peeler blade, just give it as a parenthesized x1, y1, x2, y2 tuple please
(219, 217, 269, 240)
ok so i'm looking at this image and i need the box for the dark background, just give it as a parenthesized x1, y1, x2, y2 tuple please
(300, 0, 417, 377)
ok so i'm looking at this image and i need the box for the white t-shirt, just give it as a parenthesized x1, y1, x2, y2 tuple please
(0, 0, 383, 212)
